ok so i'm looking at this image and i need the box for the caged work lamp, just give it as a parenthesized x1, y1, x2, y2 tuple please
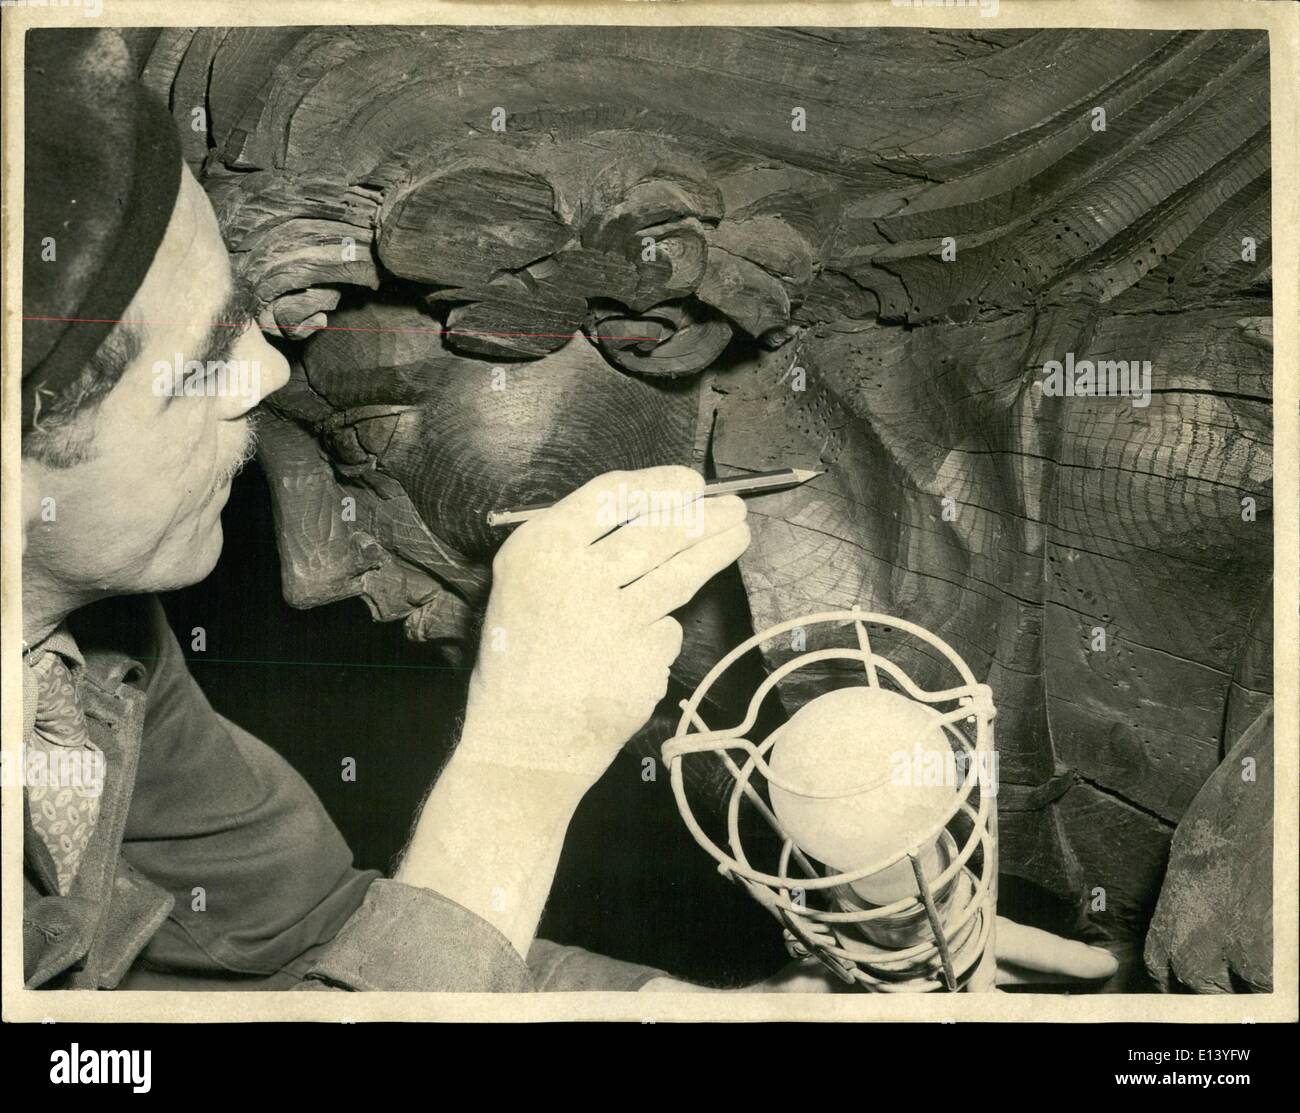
(661, 609, 1000, 992)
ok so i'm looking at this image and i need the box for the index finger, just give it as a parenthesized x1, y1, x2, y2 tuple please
(540, 466, 706, 547)
(994, 918, 1119, 981)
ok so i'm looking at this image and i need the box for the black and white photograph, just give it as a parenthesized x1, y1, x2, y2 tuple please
(2, 0, 1295, 1050)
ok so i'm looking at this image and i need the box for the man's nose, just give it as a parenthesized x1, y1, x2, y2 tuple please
(246, 327, 291, 400)
(222, 324, 291, 417)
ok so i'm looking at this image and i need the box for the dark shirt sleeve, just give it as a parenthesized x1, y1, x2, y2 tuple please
(120, 601, 377, 979)
(120, 598, 663, 992)
(120, 599, 530, 990)
(295, 900, 665, 992)
(295, 880, 532, 991)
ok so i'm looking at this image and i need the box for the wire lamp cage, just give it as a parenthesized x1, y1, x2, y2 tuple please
(661, 609, 999, 992)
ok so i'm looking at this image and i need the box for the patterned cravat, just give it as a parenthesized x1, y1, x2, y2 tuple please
(27, 651, 102, 895)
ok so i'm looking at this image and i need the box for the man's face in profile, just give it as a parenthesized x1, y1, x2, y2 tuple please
(24, 166, 290, 603)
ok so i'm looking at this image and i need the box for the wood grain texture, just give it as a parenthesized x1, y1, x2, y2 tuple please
(126, 26, 1274, 976)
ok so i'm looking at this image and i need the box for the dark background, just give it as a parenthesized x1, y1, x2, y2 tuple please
(160, 459, 788, 985)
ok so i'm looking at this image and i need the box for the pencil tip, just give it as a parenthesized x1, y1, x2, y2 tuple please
(792, 468, 825, 483)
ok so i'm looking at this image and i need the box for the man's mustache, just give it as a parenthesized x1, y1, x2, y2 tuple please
(211, 412, 261, 494)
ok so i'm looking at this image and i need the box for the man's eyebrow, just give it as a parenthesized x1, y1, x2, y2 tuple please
(195, 275, 261, 368)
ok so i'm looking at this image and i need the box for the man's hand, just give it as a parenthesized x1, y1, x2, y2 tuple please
(641, 917, 1120, 992)
(397, 466, 750, 957)
(459, 465, 750, 788)
(990, 918, 1119, 987)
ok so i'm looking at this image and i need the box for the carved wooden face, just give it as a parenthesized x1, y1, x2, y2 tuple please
(303, 303, 704, 560)
(231, 127, 829, 645)
(261, 291, 714, 629)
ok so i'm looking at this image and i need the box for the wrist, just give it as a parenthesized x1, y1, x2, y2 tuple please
(459, 680, 614, 787)
(438, 740, 593, 816)
(394, 747, 587, 955)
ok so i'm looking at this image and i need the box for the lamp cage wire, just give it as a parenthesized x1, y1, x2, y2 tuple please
(661, 609, 999, 992)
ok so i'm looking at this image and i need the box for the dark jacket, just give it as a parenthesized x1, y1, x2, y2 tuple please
(22, 595, 663, 992)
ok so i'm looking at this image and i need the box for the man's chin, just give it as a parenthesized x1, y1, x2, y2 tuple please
(145, 517, 225, 593)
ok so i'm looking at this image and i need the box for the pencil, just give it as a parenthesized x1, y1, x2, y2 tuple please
(485, 467, 824, 528)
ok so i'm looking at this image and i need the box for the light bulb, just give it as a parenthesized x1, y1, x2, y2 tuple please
(767, 686, 957, 904)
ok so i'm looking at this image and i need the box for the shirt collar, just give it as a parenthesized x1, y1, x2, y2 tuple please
(24, 624, 86, 676)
